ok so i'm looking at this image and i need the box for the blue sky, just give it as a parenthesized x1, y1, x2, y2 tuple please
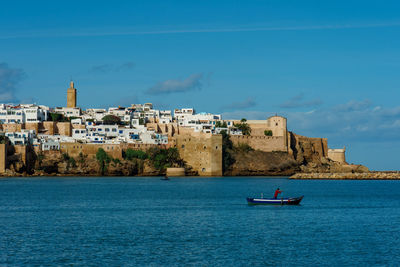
(1, 0, 400, 170)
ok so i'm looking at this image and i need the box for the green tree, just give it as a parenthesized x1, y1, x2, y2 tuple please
(147, 147, 184, 170)
(49, 113, 67, 122)
(264, 130, 273, 136)
(215, 121, 227, 128)
(123, 149, 148, 160)
(234, 119, 252, 136)
(96, 148, 111, 175)
(220, 130, 235, 173)
(102, 115, 121, 125)
(37, 152, 45, 167)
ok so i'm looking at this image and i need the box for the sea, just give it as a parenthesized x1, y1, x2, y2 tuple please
(0, 177, 399, 266)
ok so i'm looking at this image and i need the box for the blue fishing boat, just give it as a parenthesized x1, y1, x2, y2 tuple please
(246, 195, 303, 205)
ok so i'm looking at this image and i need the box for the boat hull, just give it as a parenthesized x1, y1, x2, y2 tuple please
(246, 196, 303, 205)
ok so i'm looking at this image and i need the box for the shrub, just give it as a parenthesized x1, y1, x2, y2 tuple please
(123, 149, 148, 160)
(96, 148, 112, 175)
(102, 115, 121, 125)
(68, 157, 77, 168)
(264, 130, 273, 136)
(62, 153, 70, 161)
(215, 121, 227, 128)
(221, 130, 235, 173)
(37, 153, 45, 166)
(112, 158, 121, 164)
(147, 147, 184, 170)
(78, 152, 87, 164)
(49, 113, 68, 122)
(235, 143, 254, 153)
(234, 119, 251, 136)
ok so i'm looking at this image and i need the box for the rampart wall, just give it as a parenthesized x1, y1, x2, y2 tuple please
(328, 148, 346, 164)
(175, 133, 222, 176)
(230, 135, 287, 152)
(60, 143, 123, 159)
(1, 122, 73, 136)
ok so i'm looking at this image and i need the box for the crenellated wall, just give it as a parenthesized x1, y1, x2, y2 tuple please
(60, 143, 123, 159)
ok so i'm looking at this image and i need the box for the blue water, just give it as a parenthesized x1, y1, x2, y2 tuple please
(0, 177, 399, 266)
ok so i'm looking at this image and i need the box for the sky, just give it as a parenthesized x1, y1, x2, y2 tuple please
(1, 0, 400, 170)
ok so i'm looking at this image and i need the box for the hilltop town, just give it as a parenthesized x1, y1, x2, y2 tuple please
(0, 81, 367, 177)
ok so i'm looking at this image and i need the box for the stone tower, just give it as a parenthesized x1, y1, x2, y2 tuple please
(67, 80, 77, 108)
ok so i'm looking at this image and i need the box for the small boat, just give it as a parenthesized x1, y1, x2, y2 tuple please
(247, 195, 303, 205)
(161, 176, 170, 181)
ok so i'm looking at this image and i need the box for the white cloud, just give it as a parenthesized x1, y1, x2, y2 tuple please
(0, 63, 25, 102)
(221, 100, 400, 143)
(146, 73, 204, 95)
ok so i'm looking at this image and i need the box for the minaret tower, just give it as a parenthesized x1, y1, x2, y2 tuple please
(67, 80, 77, 108)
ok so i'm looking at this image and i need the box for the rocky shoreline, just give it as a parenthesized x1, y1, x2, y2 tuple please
(290, 172, 400, 180)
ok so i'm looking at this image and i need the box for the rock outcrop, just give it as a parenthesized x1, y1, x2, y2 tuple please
(225, 132, 369, 176)
(2, 152, 164, 177)
(291, 172, 400, 179)
(225, 151, 301, 176)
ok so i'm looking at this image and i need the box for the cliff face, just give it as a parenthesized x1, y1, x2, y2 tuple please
(4, 152, 163, 177)
(289, 132, 368, 173)
(225, 132, 368, 176)
(225, 150, 300, 176)
(1, 131, 368, 177)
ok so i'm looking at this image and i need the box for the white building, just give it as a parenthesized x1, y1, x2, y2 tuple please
(84, 108, 107, 122)
(159, 110, 173, 123)
(0, 104, 49, 124)
(54, 107, 81, 117)
(42, 140, 60, 151)
(5, 130, 35, 145)
(86, 124, 119, 138)
(72, 128, 88, 141)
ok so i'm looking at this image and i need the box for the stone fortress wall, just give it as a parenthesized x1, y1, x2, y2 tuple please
(230, 135, 287, 152)
(231, 116, 289, 153)
(1, 122, 73, 136)
(328, 148, 346, 164)
(0, 113, 346, 176)
(175, 133, 222, 176)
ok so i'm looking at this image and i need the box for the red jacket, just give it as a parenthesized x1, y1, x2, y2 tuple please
(274, 189, 282, 198)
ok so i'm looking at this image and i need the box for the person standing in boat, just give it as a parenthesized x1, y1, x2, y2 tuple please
(273, 188, 282, 199)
